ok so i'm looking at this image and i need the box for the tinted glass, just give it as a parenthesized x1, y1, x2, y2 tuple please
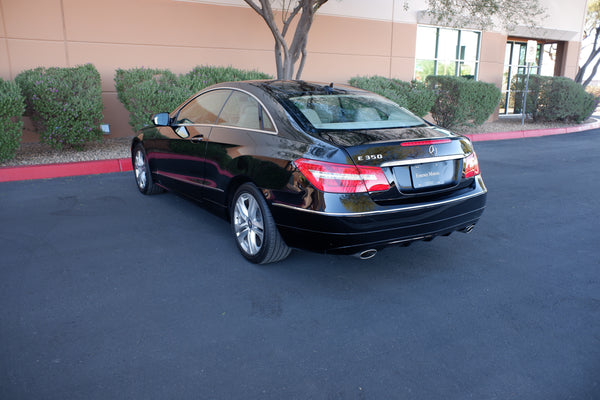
(218, 90, 275, 132)
(460, 31, 479, 62)
(289, 94, 425, 130)
(437, 28, 459, 63)
(176, 90, 231, 125)
(415, 26, 437, 59)
(414, 26, 481, 81)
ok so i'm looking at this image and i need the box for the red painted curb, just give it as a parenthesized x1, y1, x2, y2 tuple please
(0, 157, 132, 183)
(1, 119, 598, 183)
(466, 119, 600, 142)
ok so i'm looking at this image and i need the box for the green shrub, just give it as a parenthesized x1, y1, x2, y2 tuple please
(512, 75, 596, 123)
(15, 64, 103, 149)
(115, 68, 190, 132)
(426, 76, 501, 128)
(116, 66, 272, 131)
(348, 75, 436, 117)
(181, 65, 272, 92)
(0, 78, 25, 162)
(511, 74, 546, 119)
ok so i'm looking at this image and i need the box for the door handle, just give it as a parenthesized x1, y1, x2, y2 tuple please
(190, 135, 204, 143)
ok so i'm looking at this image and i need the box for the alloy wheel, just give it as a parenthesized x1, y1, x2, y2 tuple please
(233, 192, 264, 256)
(134, 149, 147, 190)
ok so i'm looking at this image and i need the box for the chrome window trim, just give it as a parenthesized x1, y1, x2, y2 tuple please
(176, 87, 279, 135)
(380, 154, 464, 167)
(272, 187, 486, 217)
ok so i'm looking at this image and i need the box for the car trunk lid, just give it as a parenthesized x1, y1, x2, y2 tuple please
(316, 126, 473, 200)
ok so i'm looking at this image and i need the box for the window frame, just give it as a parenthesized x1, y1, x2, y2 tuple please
(172, 87, 278, 135)
(415, 25, 482, 81)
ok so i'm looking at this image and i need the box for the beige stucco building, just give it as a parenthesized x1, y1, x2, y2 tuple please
(0, 0, 589, 139)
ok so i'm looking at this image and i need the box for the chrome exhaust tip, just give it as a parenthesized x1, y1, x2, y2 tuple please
(460, 224, 476, 234)
(354, 249, 378, 260)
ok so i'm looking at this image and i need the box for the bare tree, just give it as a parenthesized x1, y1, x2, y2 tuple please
(425, 0, 546, 31)
(576, 0, 600, 87)
(244, 0, 328, 80)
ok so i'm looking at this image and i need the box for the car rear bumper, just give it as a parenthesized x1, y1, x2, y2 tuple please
(271, 176, 487, 255)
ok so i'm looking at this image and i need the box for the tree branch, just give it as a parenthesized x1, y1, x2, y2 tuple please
(282, 3, 303, 37)
(244, 0, 329, 80)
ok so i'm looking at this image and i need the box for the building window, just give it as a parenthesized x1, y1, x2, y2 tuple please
(415, 26, 481, 82)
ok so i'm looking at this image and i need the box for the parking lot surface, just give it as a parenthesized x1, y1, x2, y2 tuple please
(1, 131, 599, 399)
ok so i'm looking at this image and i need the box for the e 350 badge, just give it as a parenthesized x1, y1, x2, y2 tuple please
(357, 154, 383, 161)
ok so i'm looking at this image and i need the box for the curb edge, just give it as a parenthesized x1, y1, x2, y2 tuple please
(0, 158, 132, 183)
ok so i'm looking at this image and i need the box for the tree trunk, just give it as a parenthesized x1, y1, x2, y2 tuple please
(576, 23, 600, 87)
(274, 42, 283, 79)
(583, 56, 600, 87)
(244, 0, 327, 80)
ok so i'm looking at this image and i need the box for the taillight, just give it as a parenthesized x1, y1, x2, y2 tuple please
(400, 139, 452, 147)
(463, 152, 480, 178)
(294, 158, 390, 193)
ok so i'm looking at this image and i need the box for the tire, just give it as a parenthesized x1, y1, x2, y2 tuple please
(230, 183, 291, 264)
(132, 144, 163, 195)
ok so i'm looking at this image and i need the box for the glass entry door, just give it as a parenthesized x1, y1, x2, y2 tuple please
(500, 41, 541, 114)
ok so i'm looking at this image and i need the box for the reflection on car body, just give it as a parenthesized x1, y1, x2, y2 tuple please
(132, 80, 487, 264)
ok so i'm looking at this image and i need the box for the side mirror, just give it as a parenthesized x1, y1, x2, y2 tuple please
(152, 113, 170, 126)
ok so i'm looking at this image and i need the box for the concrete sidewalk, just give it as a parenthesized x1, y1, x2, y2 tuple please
(1, 119, 599, 183)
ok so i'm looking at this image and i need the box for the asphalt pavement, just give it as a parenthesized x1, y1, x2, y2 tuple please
(0, 130, 599, 399)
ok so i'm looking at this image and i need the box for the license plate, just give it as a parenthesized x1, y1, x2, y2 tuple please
(410, 160, 455, 189)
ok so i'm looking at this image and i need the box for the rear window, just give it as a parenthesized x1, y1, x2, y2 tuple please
(288, 94, 426, 130)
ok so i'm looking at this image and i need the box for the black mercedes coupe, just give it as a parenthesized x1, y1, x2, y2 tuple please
(131, 80, 487, 264)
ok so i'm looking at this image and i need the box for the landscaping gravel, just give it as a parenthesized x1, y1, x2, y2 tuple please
(0, 117, 595, 167)
(1, 137, 132, 167)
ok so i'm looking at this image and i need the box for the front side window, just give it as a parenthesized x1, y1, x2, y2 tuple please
(288, 94, 426, 130)
(175, 90, 231, 125)
(415, 26, 481, 81)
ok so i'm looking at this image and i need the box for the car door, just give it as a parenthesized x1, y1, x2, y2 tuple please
(160, 89, 232, 198)
(202, 89, 278, 207)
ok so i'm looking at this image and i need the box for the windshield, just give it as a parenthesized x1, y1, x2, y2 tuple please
(288, 94, 426, 130)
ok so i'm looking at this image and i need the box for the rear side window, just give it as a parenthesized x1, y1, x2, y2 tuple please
(218, 90, 276, 132)
(176, 90, 231, 125)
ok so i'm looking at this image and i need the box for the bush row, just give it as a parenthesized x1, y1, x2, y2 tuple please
(511, 75, 597, 123)
(115, 66, 272, 131)
(16, 64, 104, 150)
(0, 65, 271, 162)
(348, 76, 436, 118)
(1, 65, 596, 163)
(350, 75, 502, 129)
(426, 76, 502, 129)
(0, 78, 26, 162)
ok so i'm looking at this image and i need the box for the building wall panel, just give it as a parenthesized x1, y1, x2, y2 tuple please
(6, 39, 68, 74)
(309, 13, 392, 57)
(0, 39, 10, 78)
(300, 53, 391, 83)
(479, 32, 507, 87)
(391, 23, 417, 58)
(102, 92, 134, 137)
(390, 57, 416, 81)
(63, 0, 272, 50)
(2, 0, 65, 40)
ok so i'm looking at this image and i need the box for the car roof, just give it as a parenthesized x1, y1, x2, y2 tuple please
(209, 80, 367, 99)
